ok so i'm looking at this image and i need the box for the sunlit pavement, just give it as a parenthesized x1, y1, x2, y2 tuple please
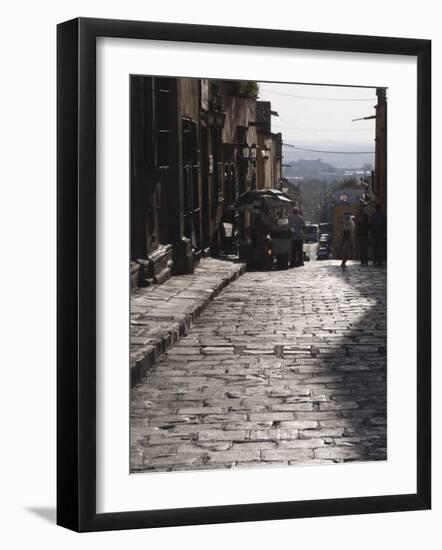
(131, 259, 386, 472)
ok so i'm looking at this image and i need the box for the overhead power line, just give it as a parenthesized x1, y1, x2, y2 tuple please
(283, 143, 375, 154)
(260, 88, 375, 102)
(273, 118, 374, 148)
(272, 123, 372, 132)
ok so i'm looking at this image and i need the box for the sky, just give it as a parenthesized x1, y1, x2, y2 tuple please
(257, 82, 378, 155)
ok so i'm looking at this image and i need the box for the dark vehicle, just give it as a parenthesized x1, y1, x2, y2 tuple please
(243, 215, 274, 269)
(304, 224, 319, 243)
(319, 222, 333, 237)
(270, 225, 293, 269)
(319, 233, 331, 245)
(247, 233, 273, 269)
(316, 244, 330, 260)
(234, 188, 295, 270)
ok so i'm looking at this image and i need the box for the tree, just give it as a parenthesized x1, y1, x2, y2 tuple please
(237, 81, 259, 98)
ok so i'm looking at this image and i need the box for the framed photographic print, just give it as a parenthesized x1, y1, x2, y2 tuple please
(57, 17, 431, 532)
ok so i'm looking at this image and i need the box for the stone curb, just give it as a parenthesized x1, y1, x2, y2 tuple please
(130, 262, 246, 387)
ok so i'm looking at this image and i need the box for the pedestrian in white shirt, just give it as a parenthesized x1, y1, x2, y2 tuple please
(340, 214, 355, 270)
(288, 207, 305, 267)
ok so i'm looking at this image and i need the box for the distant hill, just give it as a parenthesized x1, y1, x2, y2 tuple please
(282, 151, 373, 187)
(284, 158, 338, 178)
(282, 141, 375, 169)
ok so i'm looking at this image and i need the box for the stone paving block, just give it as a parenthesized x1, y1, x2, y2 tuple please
(295, 411, 342, 420)
(270, 403, 314, 412)
(301, 375, 345, 384)
(285, 395, 327, 403)
(340, 409, 385, 418)
(236, 461, 290, 468)
(314, 446, 369, 460)
(344, 426, 386, 437)
(278, 420, 319, 430)
(262, 449, 314, 462)
(369, 416, 387, 426)
(249, 428, 299, 441)
(319, 419, 364, 428)
(176, 407, 225, 415)
(197, 429, 247, 441)
(301, 427, 346, 438)
(278, 438, 325, 449)
(177, 442, 231, 453)
(167, 347, 202, 356)
(232, 441, 277, 451)
(290, 459, 335, 465)
(202, 413, 249, 423)
(319, 401, 359, 411)
(207, 450, 260, 463)
(148, 414, 200, 426)
(201, 347, 235, 354)
(143, 444, 179, 457)
(248, 412, 295, 422)
(268, 388, 311, 398)
(143, 454, 205, 467)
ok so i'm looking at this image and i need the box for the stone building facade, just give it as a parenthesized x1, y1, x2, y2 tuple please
(130, 77, 282, 288)
(374, 88, 387, 212)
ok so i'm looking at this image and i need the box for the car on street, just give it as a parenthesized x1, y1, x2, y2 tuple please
(319, 233, 331, 245)
(304, 223, 319, 243)
(319, 222, 333, 237)
(316, 242, 331, 260)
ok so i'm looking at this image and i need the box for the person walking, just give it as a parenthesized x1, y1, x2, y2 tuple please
(340, 214, 355, 270)
(371, 203, 386, 266)
(355, 203, 370, 265)
(288, 207, 305, 267)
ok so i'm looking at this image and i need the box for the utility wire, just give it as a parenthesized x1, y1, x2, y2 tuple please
(260, 88, 375, 101)
(272, 123, 371, 132)
(283, 143, 375, 154)
(273, 119, 373, 148)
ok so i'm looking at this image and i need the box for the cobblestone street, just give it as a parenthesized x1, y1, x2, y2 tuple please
(131, 260, 386, 472)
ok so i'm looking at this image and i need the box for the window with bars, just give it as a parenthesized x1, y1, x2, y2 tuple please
(182, 118, 201, 250)
(211, 129, 224, 203)
(155, 77, 173, 169)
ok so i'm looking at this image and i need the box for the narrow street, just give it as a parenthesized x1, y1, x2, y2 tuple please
(131, 260, 386, 472)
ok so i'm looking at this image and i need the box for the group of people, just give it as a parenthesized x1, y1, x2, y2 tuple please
(340, 203, 386, 270)
(287, 203, 387, 271)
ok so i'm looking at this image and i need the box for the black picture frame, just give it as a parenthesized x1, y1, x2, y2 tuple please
(57, 17, 431, 532)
